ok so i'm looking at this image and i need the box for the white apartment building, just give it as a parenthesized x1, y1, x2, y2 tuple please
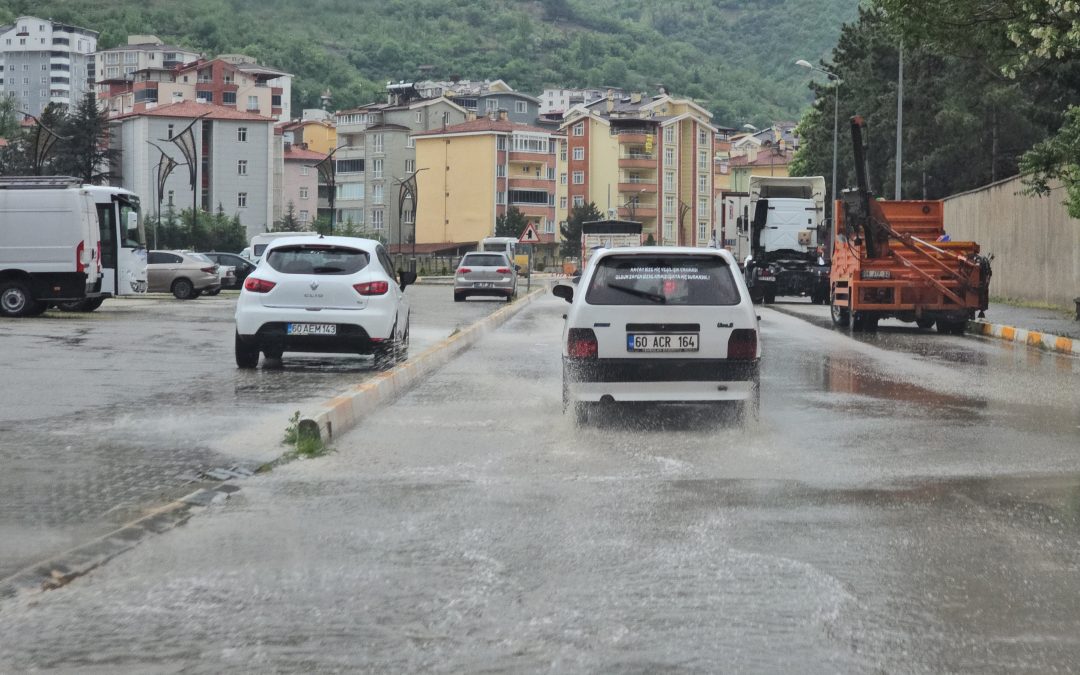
(0, 16, 97, 116)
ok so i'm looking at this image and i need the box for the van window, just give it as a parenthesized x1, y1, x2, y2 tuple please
(585, 255, 741, 306)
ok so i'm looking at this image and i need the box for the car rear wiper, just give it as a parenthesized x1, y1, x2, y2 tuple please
(313, 266, 345, 273)
(606, 283, 666, 303)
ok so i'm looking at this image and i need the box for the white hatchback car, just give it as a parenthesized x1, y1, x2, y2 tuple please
(234, 235, 416, 369)
(553, 246, 760, 424)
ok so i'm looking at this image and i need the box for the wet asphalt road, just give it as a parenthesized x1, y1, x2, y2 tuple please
(1, 292, 1078, 672)
(0, 285, 505, 582)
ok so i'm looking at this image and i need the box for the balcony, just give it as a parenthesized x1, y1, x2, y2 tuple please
(618, 181, 657, 194)
(613, 129, 654, 145)
(619, 153, 657, 170)
(509, 177, 553, 190)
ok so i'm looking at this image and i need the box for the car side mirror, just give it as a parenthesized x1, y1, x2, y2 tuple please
(398, 270, 418, 289)
(552, 284, 574, 303)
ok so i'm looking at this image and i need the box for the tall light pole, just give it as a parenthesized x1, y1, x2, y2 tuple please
(895, 43, 904, 200)
(795, 59, 840, 217)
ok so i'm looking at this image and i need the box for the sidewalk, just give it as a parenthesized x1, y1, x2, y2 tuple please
(972, 300, 1080, 356)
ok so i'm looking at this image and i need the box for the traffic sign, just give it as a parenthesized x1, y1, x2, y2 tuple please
(518, 223, 541, 244)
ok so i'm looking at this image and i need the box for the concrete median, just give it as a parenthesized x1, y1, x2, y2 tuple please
(298, 286, 546, 442)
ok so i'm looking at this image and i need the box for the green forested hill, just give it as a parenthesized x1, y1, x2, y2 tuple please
(1, 0, 859, 126)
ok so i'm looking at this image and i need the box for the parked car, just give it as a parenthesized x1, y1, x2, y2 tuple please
(201, 251, 256, 289)
(146, 250, 221, 299)
(553, 246, 760, 424)
(234, 235, 417, 369)
(453, 251, 518, 302)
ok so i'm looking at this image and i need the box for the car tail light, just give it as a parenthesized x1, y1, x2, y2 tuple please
(353, 280, 389, 295)
(496, 267, 511, 274)
(75, 241, 85, 273)
(727, 328, 758, 360)
(243, 277, 276, 293)
(201, 266, 217, 274)
(457, 267, 472, 275)
(567, 328, 598, 358)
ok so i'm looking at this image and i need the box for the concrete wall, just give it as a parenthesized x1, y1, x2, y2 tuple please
(944, 175, 1080, 307)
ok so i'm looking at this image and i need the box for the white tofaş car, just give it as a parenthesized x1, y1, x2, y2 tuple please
(234, 235, 416, 369)
(553, 246, 761, 424)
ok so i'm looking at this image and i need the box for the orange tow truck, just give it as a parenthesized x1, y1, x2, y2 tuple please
(830, 116, 992, 332)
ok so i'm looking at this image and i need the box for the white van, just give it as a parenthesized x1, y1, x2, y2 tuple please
(0, 176, 102, 317)
(249, 231, 311, 264)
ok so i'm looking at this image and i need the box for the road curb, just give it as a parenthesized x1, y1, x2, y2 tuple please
(968, 319, 1080, 357)
(298, 285, 546, 443)
(0, 483, 239, 602)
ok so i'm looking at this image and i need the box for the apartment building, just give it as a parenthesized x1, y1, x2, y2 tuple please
(99, 53, 291, 121)
(110, 101, 275, 240)
(0, 16, 97, 116)
(95, 36, 199, 102)
(559, 90, 716, 247)
(413, 112, 559, 249)
(538, 87, 623, 116)
(281, 143, 326, 228)
(333, 84, 468, 246)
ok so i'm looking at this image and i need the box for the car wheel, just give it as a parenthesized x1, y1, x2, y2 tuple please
(396, 319, 410, 362)
(764, 288, 776, 304)
(373, 322, 399, 370)
(454, 291, 465, 302)
(235, 332, 260, 369)
(830, 299, 850, 328)
(505, 292, 513, 303)
(171, 278, 195, 300)
(204, 288, 221, 296)
(0, 279, 35, 317)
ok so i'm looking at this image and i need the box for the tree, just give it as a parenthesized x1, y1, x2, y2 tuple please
(495, 206, 527, 238)
(275, 201, 302, 231)
(560, 201, 602, 260)
(56, 92, 115, 184)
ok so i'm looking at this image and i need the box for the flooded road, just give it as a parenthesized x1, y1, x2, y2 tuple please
(1, 292, 1079, 671)
(0, 286, 504, 581)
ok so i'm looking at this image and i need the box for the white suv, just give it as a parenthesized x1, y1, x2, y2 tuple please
(234, 236, 416, 369)
(554, 246, 760, 424)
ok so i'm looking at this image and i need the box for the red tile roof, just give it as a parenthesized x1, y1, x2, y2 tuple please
(113, 101, 274, 122)
(284, 147, 328, 161)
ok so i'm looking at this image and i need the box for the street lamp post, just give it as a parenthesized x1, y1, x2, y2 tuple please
(795, 59, 840, 218)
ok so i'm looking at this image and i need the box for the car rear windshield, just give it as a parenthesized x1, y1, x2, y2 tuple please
(461, 254, 507, 267)
(584, 255, 742, 306)
(265, 245, 370, 275)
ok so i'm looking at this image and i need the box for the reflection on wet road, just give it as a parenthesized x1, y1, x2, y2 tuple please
(2, 293, 1079, 671)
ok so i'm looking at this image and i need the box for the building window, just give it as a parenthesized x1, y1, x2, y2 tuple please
(372, 158, 383, 179)
(372, 134, 384, 153)
(223, 91, 236, 105)
(238, 192, 248, 208)
(300, 166, 309, 176)
(698, 196, 709, 219)
(372, 184, 384, 204)
(237, 160, 247, 176)
(664, 126, 675, 143)
(167, 124, 174, 140)
(496, 191, 506, 205)
(572, 171, 584, 184)
(573, 122, 585, 136)
(559, 196, 567, 209)
(545, 219, 555, 234)
(406, 136, 415, 148)
(338, 183, 364, 200)
(372, 209, 384, 230)
(547, 167, 555, 180)
(698, 129, 708, 146)
(664, 171, 675, 192)
(515, 101, 527, 113)
(405, 159, 415, 174)
(572, 147, 584, 161)
(415, 111, 422, 123)
(698, 174, 708, 193)
(497, 136, 506, 150)
(665, 195, 676, 214)
(299, 187, 309, 199)
(486, 99, 498, 112)
(167, 190, 174, 205)
(572, 195, 584, 207)
(559, 141, 567, 161)
(237, 127, 247, 142)
(664, 147, 675, 165)
(299, 210, 309, 223)
(698, 150, 709, 172)
(496, 164, 506, 177)
(247, 95, 258, 111)
(664, 220, 674, 241)
(402, 209, 414, 224)
(337, 159, 364, 173)
(442, 111, 450, 125)
(698, 221, 707, 241)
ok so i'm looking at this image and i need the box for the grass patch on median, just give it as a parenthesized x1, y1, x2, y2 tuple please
(282, 410, 331, 459)
(990, 296, 1074, 315)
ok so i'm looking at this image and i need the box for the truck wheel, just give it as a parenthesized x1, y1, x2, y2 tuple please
(830, 301, 850, 328)
(852, 313, 879, 331)
(0, 280, 35, 317)
(916, 318, 935, 330)
(23, 301, 48, 317)
(235, 332, 260, 368)
(171, 278, 195, 300)
(764, 288, 776, 304)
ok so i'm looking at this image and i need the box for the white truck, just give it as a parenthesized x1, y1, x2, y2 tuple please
(0, 176, 104, 317)
(735, 175, 830, 304)
(580, 219, 642, 270)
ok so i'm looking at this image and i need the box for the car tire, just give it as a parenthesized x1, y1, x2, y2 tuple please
(454, 291, 465, 302)
(235, 332, 260, 369)
(396, 319, 410, 362)
(572, 401, 591, 426)
(204, 288, 221, 296)
(23, 300, 49, 317)
(373, 322, 399, 371)
(171, 278, 196, 300)
(830, 299, 850, 328)
(764, 288, 776, 304)
(0, 279, 36, 317)
(505, 292, 513, 303)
